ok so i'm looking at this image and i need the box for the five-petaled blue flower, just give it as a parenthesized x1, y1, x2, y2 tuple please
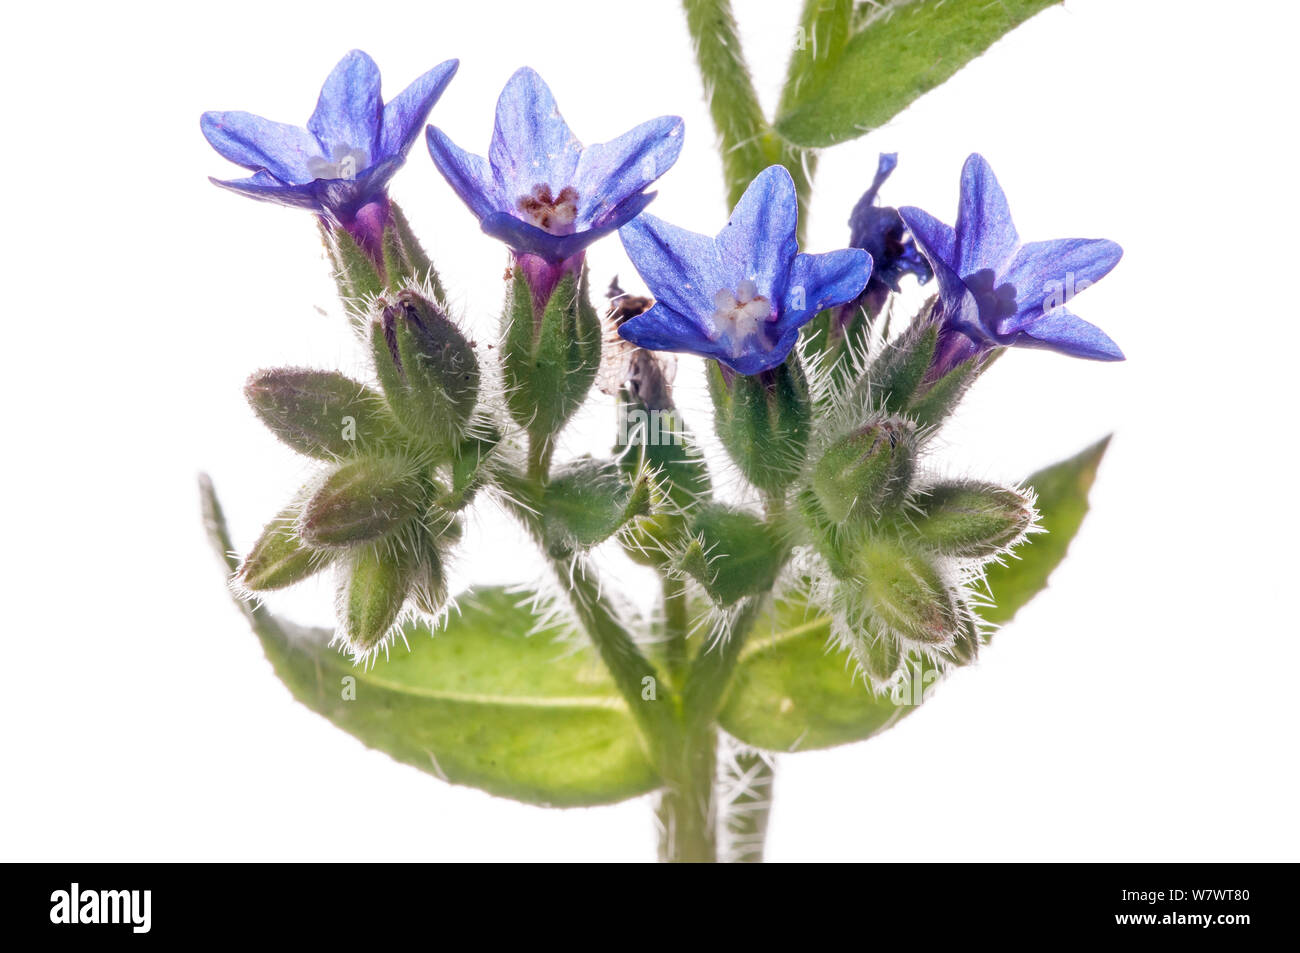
(618, 166, 872, 376)
(426, 67, 683, 266)
(898, 153, 1123, 378)
(202, 51, 458, 255)
(848, 153, 932, 296)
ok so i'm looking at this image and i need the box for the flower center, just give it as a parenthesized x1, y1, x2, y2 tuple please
(307, 145, 369, 182)
(709, 279, 773, 356)
(517, 184, 579, 234)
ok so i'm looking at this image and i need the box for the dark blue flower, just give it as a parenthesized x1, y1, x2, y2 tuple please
(848, 153, 932, 295)
(898, 154, 1123, 376)
(202, 51, 458, 254)
(618, 166, 872, 376)
(425, 67, 684, 265)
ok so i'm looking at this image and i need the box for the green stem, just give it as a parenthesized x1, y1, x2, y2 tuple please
(681, 0, 771, 211)
(662, 577, 689, 685)
(499, 474, 675, 760)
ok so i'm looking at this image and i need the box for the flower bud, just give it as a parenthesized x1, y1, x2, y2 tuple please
(245, 369, 396, 460)
(707, 356, 811, 496)
(854, 537, 958, 645)
(371, 290, 479, 450)
(299, 456, 426, 548)
(338, 543, 412, 653)
(501, 266, 602, 446)
(678, 504, 785, 606)
(907, 481, 1034, 557)
(238, 501, 332, 591)
(812, 415, 916, 523)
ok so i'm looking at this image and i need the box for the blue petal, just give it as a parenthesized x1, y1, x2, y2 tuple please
(481, 195, 647, 262)
(307, 50, 383, 159)
(426, 125, 506, 222)
(1010, 307, 1125, 360)
(619, 212, 726, 327)
(954, 154, 1019, 276)
(618, 304, 723, 356)
(998, 237, 1123, 331)
(898, 205, 967, 312)
(201, 111, 322, 183)
(489, 68, 583, 200)
(726, 326, 802, 375)
(378, 59, 459, 160)
(209, 171, 324, 211)
(781, 249, 872, 334)
(715, 166, 799, 298)
(573, 115, 684, 228)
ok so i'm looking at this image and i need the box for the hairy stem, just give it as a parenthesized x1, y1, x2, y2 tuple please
(720, 747, 775, 863)
(662, 577, 689, 685)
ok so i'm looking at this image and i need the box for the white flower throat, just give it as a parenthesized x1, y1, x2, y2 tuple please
(307, 145, 369, 182)
(710, 279, 773, 356)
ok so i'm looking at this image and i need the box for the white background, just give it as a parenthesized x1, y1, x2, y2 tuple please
(3, 0, 1298, 861)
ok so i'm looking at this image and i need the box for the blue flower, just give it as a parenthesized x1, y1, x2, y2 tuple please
(848, 153, 932, 295)
(618, 166, 872, 376)
(898, 154, 1123, 376)
(425, 67, 684, 265)
(202, 51, 458, 253)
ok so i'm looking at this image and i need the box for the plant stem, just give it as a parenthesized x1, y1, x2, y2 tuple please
(662, 577, 689, 685)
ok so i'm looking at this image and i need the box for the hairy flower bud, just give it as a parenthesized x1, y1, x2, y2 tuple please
(907, 481, 1034, 557)
(854, 537, 959, 645)
(245, 368, 396, 460)
(371, 290, 479, 450)
(299, 456, 426, 548)
(338, 543, 412, 653)
(238, 501, 332, 591)
(813, 416, 916, 523)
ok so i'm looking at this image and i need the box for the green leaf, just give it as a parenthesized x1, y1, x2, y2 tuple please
(980, 435, 1112, 627)
(775, 0, 1062, 148)
(718, 594, 940, 751)
(200, 476, 660, 807)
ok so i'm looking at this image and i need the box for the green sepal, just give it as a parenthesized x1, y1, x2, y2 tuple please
(907, 354, 984, 432)
(238, 499, 333, 592)
(339, 541, 413, 653)
(904, 480, 1034, 558)
(501, 267, 602, 448)
(542, 457, 644, 556)
(382, 202, 443, 300)
(866, 319, 938, 416)
(245, 368, 398, 460)
(321, 223, 383, 312)
(854, 536, 958, 645)
(680, 504, 786, 606)
(299, 455, 427, 548)
(440, 425, 502, 510)
(370, 291, 480, 450)
(615, 396, 712, 510)
(707, 355, 811, 497)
